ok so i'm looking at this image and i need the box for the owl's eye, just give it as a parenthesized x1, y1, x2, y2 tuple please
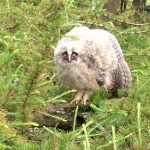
(62, 51, 68, 60)
(71, 52, 78, 60)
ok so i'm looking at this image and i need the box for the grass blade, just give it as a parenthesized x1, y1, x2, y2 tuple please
(112, 125, 117, 150)
(73, 105, 78, 131)
(82, 124, 91, 150)
(137, 103, 142, 148)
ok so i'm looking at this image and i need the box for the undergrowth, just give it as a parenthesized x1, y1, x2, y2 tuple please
(0, 0, 150, 149)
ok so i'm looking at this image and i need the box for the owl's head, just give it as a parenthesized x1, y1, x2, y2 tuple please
(61, 47, 78, 63)
(55, 40, 82, 64)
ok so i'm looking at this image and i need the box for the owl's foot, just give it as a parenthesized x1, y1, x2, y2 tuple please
(70, 90, 90, 105)
(81, 91, 90, 105)
(70, 91, 84, 105)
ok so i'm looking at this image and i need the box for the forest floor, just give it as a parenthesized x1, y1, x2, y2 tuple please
(0, 1, 150, 150)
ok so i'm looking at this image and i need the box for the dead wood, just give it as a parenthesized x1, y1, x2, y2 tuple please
(32, 103, 91, 130)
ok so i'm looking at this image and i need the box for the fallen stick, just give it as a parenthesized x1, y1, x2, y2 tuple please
(32, 103, 91, 130)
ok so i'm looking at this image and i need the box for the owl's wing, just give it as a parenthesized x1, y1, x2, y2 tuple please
(85, 32, 132, 96)
(107, 33, 132, 96)
(107, 59, 132, 96)
(84, 55, 108, 87)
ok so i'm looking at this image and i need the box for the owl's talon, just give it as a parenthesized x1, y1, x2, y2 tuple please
(70, 90, 91, 105)
(70, 99, 80, 105)
(70, 91, 84, 105)
(70, 98, 89, 105)
(70, 99, 88, 106)
(70, 100, 75, 104)
(82, 99, 89, 105)
(82, 91, 90, 105)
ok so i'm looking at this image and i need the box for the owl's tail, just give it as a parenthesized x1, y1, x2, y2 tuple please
(107, 59, 132, 97)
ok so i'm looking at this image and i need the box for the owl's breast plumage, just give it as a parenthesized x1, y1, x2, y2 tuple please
(56, 61, 99, 90)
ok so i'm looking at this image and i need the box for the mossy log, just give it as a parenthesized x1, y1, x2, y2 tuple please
(32, 103, 91, 130)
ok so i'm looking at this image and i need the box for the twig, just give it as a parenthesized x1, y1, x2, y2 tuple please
(1, 89, 16, 105)
(102, 13, 149, 26)
(5, 23, 20, 30)
(78, 20, 149, 36)
(96, 124, 111, 140)
(22, 67, 39, 122)
(78, 20, 104, 28)
(117, 28, 149, 35)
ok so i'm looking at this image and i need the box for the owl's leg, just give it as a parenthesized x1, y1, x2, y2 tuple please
(82, 90, 91, 105)
(70, 90, 84, 104)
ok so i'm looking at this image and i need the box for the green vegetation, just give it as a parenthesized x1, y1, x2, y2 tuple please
(0, 0, 150, 149)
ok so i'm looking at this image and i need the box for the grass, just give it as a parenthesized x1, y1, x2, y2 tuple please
(112, 126, 117, 150)
(0, 0, 150, 149)
(137, 103, 142, 149)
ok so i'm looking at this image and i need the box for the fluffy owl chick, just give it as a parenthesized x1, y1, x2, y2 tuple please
(54, 26, 131, 105)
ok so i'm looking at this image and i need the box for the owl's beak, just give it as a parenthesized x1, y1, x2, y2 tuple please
(68, 55, 72, 63)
